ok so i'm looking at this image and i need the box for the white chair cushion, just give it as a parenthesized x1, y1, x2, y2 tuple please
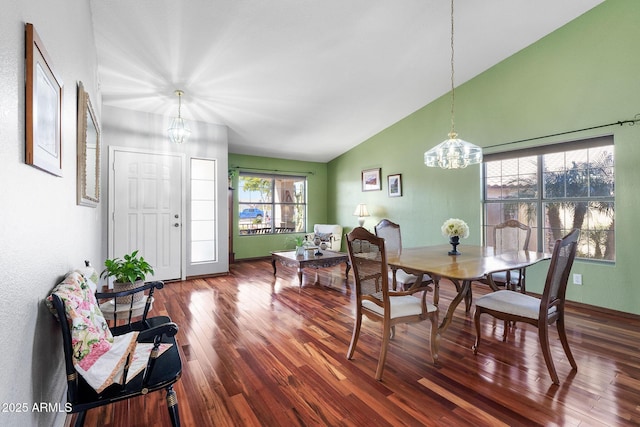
(390, 269, 416, 286)
(491, 270, 521, 284)
(389, 269, 432, 288)
(475, 290, 558, 320)
(362, 295, 436, 319)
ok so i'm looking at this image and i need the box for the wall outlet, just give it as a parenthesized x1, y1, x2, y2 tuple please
(573, 273, 582, 285)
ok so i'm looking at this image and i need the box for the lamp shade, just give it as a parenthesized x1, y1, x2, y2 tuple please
(424, 132, 482, 169)
(353, 204, 370, 217)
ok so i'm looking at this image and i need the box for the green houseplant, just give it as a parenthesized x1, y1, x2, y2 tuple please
(100, 250, 154, 303)
(288, 235, 307, 256)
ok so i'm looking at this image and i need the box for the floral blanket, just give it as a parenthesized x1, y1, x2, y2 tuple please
(46, 268, 138, 393)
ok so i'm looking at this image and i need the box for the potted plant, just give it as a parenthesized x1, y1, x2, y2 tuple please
(289, 235, 307, 256)
(100, 250, 154, 304)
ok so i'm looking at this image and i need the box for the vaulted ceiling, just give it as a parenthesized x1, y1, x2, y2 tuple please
(89, 0, 603, 162)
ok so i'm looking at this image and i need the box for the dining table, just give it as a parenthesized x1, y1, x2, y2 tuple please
(386, 244, 550, 364)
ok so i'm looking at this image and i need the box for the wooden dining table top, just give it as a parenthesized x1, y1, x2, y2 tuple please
(386, 244, 551, 281)
(384, 244, 551, 366)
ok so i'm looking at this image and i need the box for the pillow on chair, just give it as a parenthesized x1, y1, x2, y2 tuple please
(315, 232, 333, 242)
(47, 271, 138, 392)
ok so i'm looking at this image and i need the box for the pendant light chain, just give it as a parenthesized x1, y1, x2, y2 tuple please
(449, 0, 456, 138)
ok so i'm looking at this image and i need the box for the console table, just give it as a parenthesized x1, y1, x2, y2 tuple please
(271, 249, 351, 286)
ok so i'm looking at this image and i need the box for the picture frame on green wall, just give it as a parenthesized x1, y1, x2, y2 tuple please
(388, 174, 402, 197)
(361, 168, 381, 191)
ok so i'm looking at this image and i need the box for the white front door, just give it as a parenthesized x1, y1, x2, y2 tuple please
(110, 149, 183, 281)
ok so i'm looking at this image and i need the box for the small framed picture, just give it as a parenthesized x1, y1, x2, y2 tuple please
(25, 23, 64, 177)
(388, 174, 402, 197)
(361, 168, 381, 191)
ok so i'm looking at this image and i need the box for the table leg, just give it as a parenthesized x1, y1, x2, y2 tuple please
(433, 276, 440, 306)
(450, 278, 472, 313)
(389, 266, 398, 290)
(272, 257, 277, 275)
(486, 274, 500, 292)
(344, 261, 351, 278)
(437, 279, 472, 335)
(465, 288, 473, 313)
(297, 267, 303, 286)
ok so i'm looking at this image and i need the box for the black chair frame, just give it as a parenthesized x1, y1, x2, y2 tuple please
(50, 280, 182, 426)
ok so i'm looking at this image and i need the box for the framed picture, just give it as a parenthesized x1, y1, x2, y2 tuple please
(76, 82, 101, 207)
(361, 168, 381, 191)
(25, 23, 64, 177)
(388, 174, 402, 197)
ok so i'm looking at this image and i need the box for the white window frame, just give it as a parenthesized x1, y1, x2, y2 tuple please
(482, 136, 615, 262)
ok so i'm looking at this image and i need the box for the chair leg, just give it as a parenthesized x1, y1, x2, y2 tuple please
(556, 315, 577, 370)
(166, 386, 180, 427)
(375, 320, 392, 380)
(347, 313, 362, 359)
(472, 309, 482, 354)
(73, 411, 86, 427)
(502, 320, 508, 341)
(538, 324, 560, 385)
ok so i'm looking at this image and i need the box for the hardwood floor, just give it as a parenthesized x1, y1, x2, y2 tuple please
(80, 259, 640, 426)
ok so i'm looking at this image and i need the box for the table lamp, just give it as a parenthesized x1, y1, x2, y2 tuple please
(353, 204, 370, 227)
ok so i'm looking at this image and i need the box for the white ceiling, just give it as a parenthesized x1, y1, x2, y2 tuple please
(89, 0, 603, 162)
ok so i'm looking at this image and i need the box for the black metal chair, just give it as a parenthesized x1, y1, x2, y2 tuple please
(49, 277, 182, 426)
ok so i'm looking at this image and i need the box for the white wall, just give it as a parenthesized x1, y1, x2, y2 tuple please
(101, 106, 230, 277)
(0, 1, 103, 426)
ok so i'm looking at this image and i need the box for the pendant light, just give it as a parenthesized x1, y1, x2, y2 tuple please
(424, 0, 482, 169)
(168, 89, 191, 144)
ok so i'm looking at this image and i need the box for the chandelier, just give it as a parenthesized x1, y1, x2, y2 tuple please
(424, 0, 482, 169)
(168, 89, 191, 144)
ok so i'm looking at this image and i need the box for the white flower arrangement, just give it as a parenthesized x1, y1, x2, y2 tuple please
(441, 218, 469, 239)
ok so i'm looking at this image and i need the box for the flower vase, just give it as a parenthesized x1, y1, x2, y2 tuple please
(448, 236, 461, 255)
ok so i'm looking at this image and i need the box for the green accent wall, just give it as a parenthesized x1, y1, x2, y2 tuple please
(328, 0, 640, 315)
(229, 154, 328, 259)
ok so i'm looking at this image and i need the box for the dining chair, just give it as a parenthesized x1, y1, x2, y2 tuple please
(481, 219, 532, 293)
(472, 229, 580, 385)
(346, 226, 439, 380)
(374, 219, 437, 300)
